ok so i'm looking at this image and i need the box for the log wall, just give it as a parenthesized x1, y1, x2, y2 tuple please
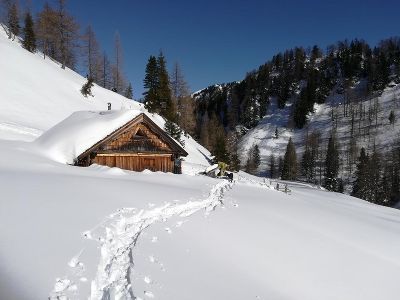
(93, 153, 174, 172)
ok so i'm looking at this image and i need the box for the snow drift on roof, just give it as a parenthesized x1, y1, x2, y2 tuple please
(35, 109, 143, 164)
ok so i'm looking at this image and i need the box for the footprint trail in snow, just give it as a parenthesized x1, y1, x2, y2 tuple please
(49, 180, 233, 299)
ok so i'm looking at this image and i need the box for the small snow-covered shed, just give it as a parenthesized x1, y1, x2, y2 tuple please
(36, 110, 188, 173)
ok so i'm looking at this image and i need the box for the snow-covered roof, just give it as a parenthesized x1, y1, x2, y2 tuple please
(34, 109, 143, 164)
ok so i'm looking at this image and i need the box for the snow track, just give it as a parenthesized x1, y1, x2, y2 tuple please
(50, 180, 233, 300)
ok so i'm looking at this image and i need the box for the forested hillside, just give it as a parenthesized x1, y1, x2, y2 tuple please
(193, 38, 400, 206)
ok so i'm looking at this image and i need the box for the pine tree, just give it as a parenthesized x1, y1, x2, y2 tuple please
(253, 145, 261, 171)
(22, 12, 36, 52)
(324, 134, 340, 191)
(213, 134, 229, 163)
(81, 77, 94, 97)
(230, 151, 241, 171)
(368, 148, 381, 203)
(164, 119, 184, 146)
(352, 148, 369, 200)
(278, 156, 284, 178)
(269, 154, 276, 178)
(245, 145, 261, 175)
(157, 52, 174, 120)
(143, 55, 159, 113)
(125, 82, 133, 99)
(281, 138, 297, 180)
(389, 110, 395, 127)
(380, 162, 392, 205)
(301, 146, 313, 182)
(274, 127, 279, 139)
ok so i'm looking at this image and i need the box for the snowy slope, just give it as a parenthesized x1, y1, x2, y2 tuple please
(1, 25, 400, 300)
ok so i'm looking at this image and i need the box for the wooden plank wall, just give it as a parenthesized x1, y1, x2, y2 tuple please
(93, 154, 174, 172)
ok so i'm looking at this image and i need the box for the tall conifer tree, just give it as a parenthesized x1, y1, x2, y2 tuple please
(324, 134, 340, 191)
(281, 138, 297, 180)
(143, 55, 159, 113)
(22, 11, 36, 52)
(157, 52, 174, 120)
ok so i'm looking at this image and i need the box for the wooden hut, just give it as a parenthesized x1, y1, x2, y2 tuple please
(75, 113, 188, 173)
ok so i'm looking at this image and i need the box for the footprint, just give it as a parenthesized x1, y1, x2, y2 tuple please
(144, 290, 155, 298)
(165, 227, 172, 234)
(82, 231, 92, 239)
(176, 220, 186, 227)
(151, 236, 158, 243)
(144, 276, 152, 284)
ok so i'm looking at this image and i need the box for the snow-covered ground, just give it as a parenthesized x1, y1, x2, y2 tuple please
(1, 26, 400, 300)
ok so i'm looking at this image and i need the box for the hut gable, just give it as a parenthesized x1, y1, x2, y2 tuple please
(100, 123, 173, 153)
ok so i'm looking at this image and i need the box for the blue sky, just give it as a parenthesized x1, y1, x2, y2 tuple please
(32, 0, 400, 99)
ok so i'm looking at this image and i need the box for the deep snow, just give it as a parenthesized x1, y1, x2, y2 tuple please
(1, 25, 400, 300)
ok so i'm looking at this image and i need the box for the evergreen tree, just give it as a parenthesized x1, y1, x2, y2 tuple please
(389, 110, 395, 127)
(324, 134, 340, 191)
(143, 55, 159, 113)
(213, 134, 229, 163)
(352, 148, 369, 199)
(22, 12, 36, 52)
(368, 148, 382, 203)
(253, 145, 261, 171)
(274, 127, 279, 139)
(125, 82, 133, 99)
(230, 150, 241, 171)
(380, 162, 392, 205)
(281, 138, 297, 180)
(301, 146, 313, 182)
(81, 77, 94, 97)
(278, 156, 284, 178)
(269, 154, 276, 178)
(164, 119, 184, 146)
(157, 52, 174, 120)
(245, 144, 261, 175)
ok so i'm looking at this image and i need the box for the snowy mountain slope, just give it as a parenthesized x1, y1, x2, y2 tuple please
(239, 82, 400, 179)
(0, 27, 211, 170)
